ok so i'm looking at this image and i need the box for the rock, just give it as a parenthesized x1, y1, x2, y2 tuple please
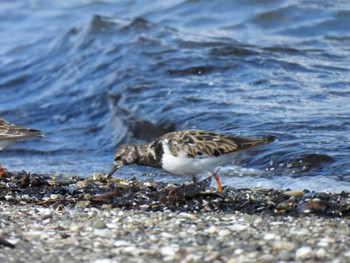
(258, 254, 275, 262)
(283, 191, 305, 197)
(75, 200, 91, 209)
(263, 233, 280, 240)
(290, 228, 309, 236)
(228, 224, 248, 232)
(315, 248, 326, 258)
(114, 240, 131, 247)
(160, 245, 178, 257)
(207, 226, 218, 234)
(296, 247, 313, 260)
(272, 241, 295, 251)
(92, 221, 107, 229)
(318, 236, 335, 247)
(93, 259, 113, 263)
(4, 195, 15, 201)
(218, 229, 231, 237)
(278, 250, 293, 261)
(179, 212, 198, 220)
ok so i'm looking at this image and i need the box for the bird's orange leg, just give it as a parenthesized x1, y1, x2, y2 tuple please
(0, 165, 6, 179)
(211, 169, 223, 192)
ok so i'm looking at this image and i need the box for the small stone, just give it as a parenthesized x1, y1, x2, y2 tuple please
(160, 246, 177, 257)
(70, 225, 82, 232)
(263, 233, 279, 240)
(123, 246, 137, 254)
(258, 254, 275, 262)
(106, 223, 116, 229)
(41, 214, 53, 220)
(4, 195, 15, 201)
(83, 193, 91, 199)
(291, 228, 309, 236)
(296, 247, 313, 260)
(114, 240, 131, 247)
(269, 221, 285, 226)
(93, 228, 111, 237)
(179, 212, 198, 220)
(161, 232, 174, 238)
(234, 248, 244, 255)
(101, 204, 112, 210)
(283, 191, 305, 197)
(207, 226, 218, 234)
(75, 201, 91, 208)
(229, 224, 248, 232)
(143, 181, 155, 187)
(253, 217, 263, 225)
(92, 221, 107, 229)
(93, 259, 113, 263)
(50, 194, 63, 199)
(76, 181, 88, 187)
(184, 254, 201, 262)
(278, 250, 292, 261)
(273, 241, 295, 251)
(206, 252, 220, 261)
(315, 248, 326, 258)
(218, 229, 231, 237)
(317, 236, 336, 247)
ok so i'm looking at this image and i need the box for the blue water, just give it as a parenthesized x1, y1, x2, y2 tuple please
(1, 0, 350, 192)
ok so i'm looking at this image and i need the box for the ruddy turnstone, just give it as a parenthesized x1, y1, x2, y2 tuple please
(107, 129, 275, 192)
(0, 118, 42, 176)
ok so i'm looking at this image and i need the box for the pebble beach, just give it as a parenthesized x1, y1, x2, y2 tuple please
(1, 204, 350, 263)
(0, 172, 349, 262)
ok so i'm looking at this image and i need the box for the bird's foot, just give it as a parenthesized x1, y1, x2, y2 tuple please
(0, 165, 7, 179)
(211, 169, 223, 193)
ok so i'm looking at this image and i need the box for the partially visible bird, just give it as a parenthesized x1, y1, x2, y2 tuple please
(0, 118, 42, 176)
(107, 129, 275, 192)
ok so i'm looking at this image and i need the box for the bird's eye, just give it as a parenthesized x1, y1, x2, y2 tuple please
(115, 156, 122, 161)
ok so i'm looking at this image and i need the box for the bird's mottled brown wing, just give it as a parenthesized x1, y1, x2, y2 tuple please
(0, 118, 42, 141)
(164, 130, 273, 158)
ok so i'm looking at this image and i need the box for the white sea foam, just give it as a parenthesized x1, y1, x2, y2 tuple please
(221, 166, 350, 193)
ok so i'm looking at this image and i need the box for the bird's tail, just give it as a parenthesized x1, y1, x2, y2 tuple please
(231, 135, 276, 150)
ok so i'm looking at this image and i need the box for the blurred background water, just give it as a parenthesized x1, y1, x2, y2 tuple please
(1, 0, 350, 192)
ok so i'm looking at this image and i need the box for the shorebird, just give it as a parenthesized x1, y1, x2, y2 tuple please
(0, 118, 42, 176)
(107, 129, 274, 192)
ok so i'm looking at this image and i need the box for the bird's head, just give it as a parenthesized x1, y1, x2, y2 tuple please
(107, 144, 139, 178)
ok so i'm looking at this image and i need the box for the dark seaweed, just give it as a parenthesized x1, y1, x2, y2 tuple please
(0, 171, 349, 217)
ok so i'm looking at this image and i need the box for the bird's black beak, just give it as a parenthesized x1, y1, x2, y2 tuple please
(106, 165, 118, 179)
(106, 160, 125, 179)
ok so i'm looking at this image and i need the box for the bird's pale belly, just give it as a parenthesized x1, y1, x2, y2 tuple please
(162, 145, 236, 176)
(0, 140, 16, 151)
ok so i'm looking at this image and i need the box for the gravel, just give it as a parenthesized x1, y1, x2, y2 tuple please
(1, 204, 350, 263)
(0, 171, 349, 262)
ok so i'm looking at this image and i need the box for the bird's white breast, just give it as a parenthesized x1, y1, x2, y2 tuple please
(0, 140, 16, 151)
(161, 141, 236, 176)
